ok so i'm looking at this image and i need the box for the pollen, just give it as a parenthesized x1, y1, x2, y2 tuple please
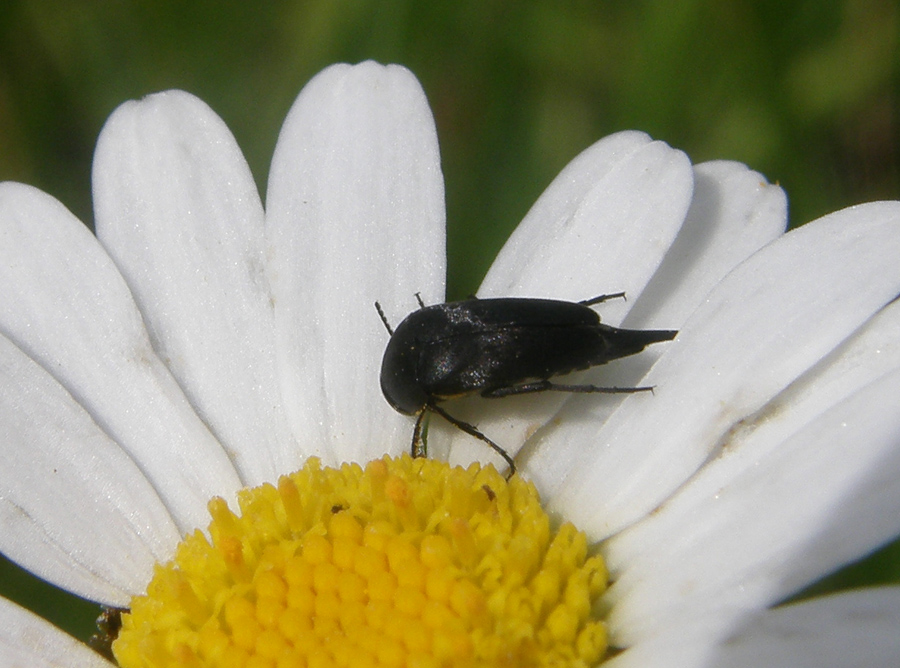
(113, 455, 608, 668)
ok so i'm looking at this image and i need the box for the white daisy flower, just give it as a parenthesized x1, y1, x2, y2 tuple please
(1, 60, 899, 668)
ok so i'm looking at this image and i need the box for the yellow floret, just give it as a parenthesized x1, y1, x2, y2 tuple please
(114, 455, 608, 668)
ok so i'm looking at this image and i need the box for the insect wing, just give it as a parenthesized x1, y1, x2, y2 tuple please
(415, 298, 609, 398)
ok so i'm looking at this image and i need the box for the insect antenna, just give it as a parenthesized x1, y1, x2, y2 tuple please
(374, 301, 394, 335)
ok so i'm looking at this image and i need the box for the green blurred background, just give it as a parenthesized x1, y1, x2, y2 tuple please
(1, 0, 898, 647)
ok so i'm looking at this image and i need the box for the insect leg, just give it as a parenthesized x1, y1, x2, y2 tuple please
(579, 292, 626, 306)
(427, 403, 517, 478)
(483, 380, 655, 398)
(411, 410, 428, 459)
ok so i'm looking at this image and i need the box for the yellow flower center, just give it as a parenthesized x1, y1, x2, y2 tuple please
(113, 455, 608, 668)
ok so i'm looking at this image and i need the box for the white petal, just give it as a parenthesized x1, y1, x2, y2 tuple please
(604, 588, 900, 668)
(0, 596, 112, 668)
(0, 183, 241, 534)
(712, 588, 900, 668)
(626, 159, 787, 330)
(605, 366, 900, 646)
(266, 61, 445, 465)
(480, 130, 693, 322)
(550, 201, 900, 537)
(440, 133, 693, 470)
(601, 605, 739, 668)
(607, 296, 900, 576)
(521, 160, 786, 486)
(0, 333, 178, 605)
(93, 90, 293, 486)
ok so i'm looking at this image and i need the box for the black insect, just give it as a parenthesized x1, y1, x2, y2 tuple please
(375, 293, 677, 477)
(89, 606, 127, 661)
